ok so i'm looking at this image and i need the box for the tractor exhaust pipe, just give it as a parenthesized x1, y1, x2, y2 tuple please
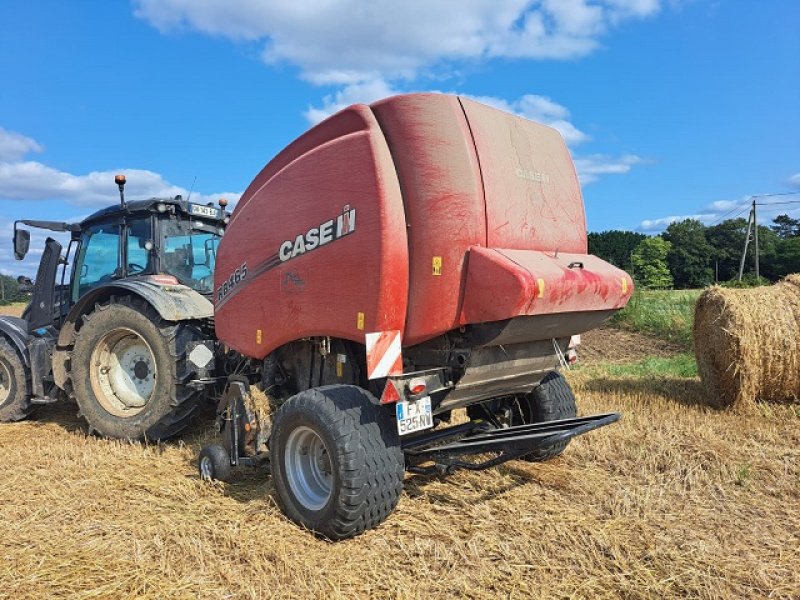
(115, 174, 127, 210)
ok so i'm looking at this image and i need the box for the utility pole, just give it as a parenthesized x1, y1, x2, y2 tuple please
(0, 276, 4, 302)
(738, 202, 755, 282)
(753, 198, 759, 280)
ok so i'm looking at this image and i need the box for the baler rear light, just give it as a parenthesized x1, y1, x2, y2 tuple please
(380, 380, 401, 404)
(407, 378, 427, 396)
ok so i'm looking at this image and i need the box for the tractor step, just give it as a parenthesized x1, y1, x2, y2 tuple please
(403, 412, 621, 474)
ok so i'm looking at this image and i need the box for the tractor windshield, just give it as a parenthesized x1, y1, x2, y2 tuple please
(160, 220, 221, 294)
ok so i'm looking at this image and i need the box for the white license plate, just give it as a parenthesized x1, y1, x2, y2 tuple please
(190, 204, 220, 218)
(396, 396, 433, 436)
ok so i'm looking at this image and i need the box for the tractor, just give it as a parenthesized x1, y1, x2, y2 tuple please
(0, 176, 227, 439)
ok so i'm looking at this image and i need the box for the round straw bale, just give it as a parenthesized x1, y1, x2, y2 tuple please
(693, 275, 800, 409)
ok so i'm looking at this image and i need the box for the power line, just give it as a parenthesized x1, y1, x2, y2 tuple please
(709, 202, 751, 225)
(755, 200, 800, 207)
(750, 191, 800, 199)
(709, 192, 800, 225)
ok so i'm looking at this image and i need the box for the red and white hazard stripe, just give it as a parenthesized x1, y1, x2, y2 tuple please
(365, 330, 403, 380)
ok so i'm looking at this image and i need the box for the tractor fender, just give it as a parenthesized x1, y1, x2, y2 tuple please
(0, 316, 30, 367)
(57, 279, 213, 348)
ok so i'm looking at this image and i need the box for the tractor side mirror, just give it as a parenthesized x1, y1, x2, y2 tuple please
(13, 228, 30, 260)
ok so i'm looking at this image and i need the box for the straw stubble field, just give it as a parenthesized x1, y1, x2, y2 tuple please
(0, 314, 798, 598)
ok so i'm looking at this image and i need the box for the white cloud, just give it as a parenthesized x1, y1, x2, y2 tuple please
(304, 79, 400, 124)
(636, 193, 792, 233)
(467, 93, 590, 146)
(706, 199, 739, 212)
(134, 0, 664, 84)
(0, 160, 240, 208)
(137, 1, 659, 187)
(638, 213, 715, 232)
(574, 154, 646, 184)
(0, 216, 70, 278)
(0, 127, 43, 162)
(788, 172, 800, 189)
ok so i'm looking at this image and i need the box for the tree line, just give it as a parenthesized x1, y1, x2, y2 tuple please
(0, 274, 33, 305)
(588, 214, 800, 289)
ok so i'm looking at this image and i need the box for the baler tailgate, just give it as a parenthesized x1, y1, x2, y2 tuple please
(460, 246, 633, 325)
(404, 412, 620, 473)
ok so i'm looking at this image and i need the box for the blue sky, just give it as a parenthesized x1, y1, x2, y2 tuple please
(1, 0, 798, 276)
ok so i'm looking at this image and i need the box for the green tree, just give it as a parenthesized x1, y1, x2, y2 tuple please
(706, 217, 782, 282)
(631, 237, 673, 289)
(770, 214, 800, 239)
(588, 230, 647, 272)
(771, 237, 800, 277)
(662, 219, 714, 288)
(706, 218, 749, 282)
(0, 274, 28, 304)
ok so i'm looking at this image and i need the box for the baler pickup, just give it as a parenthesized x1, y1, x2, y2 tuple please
(403, 413, 621, 474)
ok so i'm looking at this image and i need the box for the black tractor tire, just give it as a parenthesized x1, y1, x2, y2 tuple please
(69, 296, 206, 441)
(270, 385, 404, 540)
(199, 444, 232, 482)
(467, 370, 578, 462)
(0, 337, 35, 422)
(520, 370, 578, 461)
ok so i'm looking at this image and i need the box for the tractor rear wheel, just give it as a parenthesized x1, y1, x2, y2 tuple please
(270, 385, 404, 540)
(69, 297, 205, 440)
(0, 337, 34, 422)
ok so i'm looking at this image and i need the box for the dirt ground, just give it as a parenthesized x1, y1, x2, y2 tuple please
(1, 306, 797, 598)
(0, 365, 798, 598)
(578, 327, 686, 363)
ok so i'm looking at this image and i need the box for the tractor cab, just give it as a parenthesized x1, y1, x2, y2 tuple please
(0, 176, 228, 438)
(12, 175, 229, 331)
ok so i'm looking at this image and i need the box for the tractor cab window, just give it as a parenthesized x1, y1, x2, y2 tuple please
(126, 218, 153, 276)
(73, 222, 121, 301)
(160, 219, 220, 294)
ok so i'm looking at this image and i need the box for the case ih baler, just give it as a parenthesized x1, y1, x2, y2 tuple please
(201, 93, 633, 539)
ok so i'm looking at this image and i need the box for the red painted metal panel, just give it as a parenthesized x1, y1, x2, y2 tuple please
(215, 105, 408, 359)
(215, 93, 631, 360)
(460, 246, 633, 324)
(459, 98, 587, 254)
(371, 94, 486, 345)
(234, 109, 372, 218)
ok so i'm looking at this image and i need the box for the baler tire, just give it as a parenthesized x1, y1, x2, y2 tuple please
(69, 297, 205, 441)
(199, 444, 232, 482)
(270, 385, 404, 540)
(0, 337, 35, 422)
(521, 370, 578, 462)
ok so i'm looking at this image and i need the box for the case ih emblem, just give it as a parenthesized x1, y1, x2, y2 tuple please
(278, 205, 356, 263)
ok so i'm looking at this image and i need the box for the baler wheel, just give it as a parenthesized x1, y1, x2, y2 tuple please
(519, 370, 578, 461)
(467, 370, 578, 462)
(269, 385, 404, 540)
(69, 297, 205, 440)
(0, 337, 35, 422)
(199, 444, 233, 482)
